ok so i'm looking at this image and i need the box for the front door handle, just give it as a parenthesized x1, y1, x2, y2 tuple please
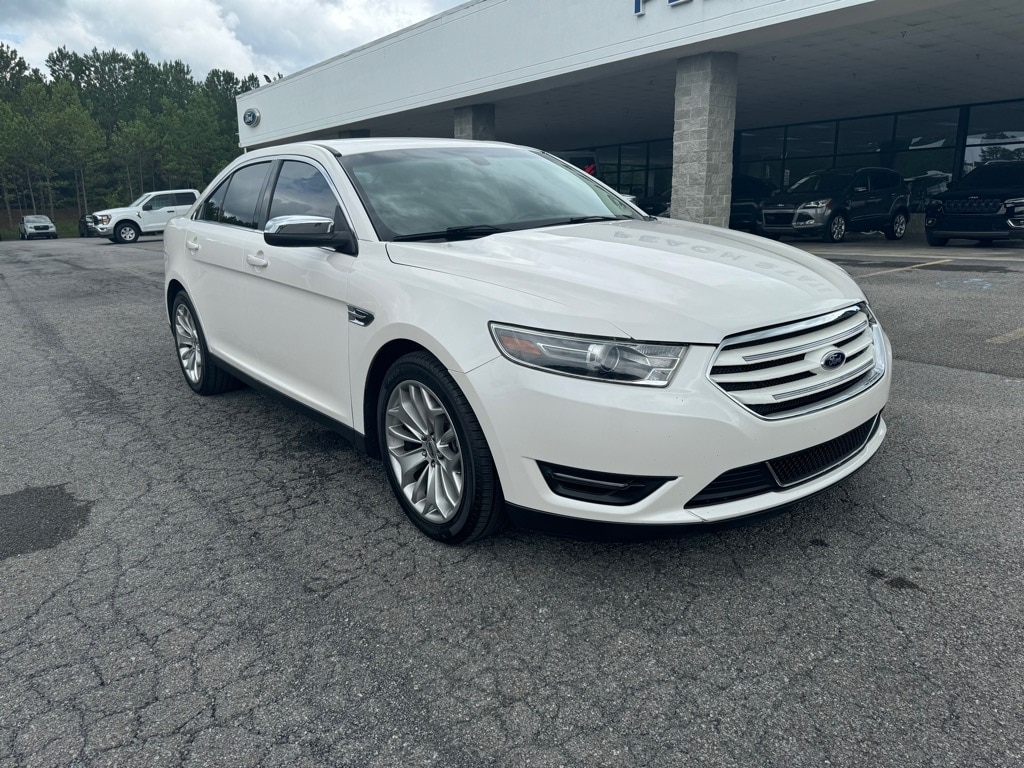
(186, 239, 200, 253)
(247, 254, 269, 268)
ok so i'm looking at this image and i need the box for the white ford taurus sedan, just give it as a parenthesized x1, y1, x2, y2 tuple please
(164, 138, 891, 544)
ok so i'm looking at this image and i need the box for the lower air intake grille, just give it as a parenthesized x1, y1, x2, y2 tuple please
(688, 415, 880, 508)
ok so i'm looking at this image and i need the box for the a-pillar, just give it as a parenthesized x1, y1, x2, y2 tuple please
(670, 52, 738, 226)
(453, 104, 496, 141)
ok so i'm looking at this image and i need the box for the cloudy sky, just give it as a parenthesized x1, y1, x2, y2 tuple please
(1, 0, 465, 81)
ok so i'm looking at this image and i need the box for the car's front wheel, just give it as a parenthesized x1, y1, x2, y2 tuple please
(171, 293, 237, 395)
(823, 212, 848, 243)
(884, 211, 908, 241)
(378, 352, 505, 544)
(926, 231, 949, 247)
(114, 221, 141, 244)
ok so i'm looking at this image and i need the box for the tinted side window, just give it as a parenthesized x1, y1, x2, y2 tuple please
(851, 171, 870, 190)
(268, 161, 342, 223)
(869, 170, 899, 190)
(220, 162, 272, 229)
(175, 192, 198, 206)
(199, 180, 228, 222)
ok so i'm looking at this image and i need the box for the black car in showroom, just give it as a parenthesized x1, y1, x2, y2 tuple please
(760, 167, 910, 243)
(925, 160, 1024, 246)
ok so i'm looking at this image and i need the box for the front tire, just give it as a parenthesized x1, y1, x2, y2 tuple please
(113, 221, 141, 244)
(378, 352, 505, 544)
(823, 212, 848, 243)
(171, 293, 236, 395)
(926, 231, 949, 247)
(884, 211, 908, 240)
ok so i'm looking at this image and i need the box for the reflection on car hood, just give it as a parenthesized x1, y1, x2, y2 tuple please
(385, 218, 862, 343)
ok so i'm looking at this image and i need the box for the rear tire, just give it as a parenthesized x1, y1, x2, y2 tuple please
(884, 211, 908, 241)
(170, 293, 237, 395)
(378, 352, 505, 544)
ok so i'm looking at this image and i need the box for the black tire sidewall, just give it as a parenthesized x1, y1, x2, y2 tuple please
(378, 353, 498, 544)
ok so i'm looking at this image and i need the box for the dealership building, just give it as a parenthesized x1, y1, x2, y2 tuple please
(235, 0, 1024, 225)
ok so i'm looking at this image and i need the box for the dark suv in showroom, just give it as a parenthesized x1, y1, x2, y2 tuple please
(760, 167, 910, 243)
(924, 160, 1024, 246)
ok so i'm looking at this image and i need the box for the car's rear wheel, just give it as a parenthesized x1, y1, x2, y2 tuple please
(926, 231, 948, 247)
(379, 352, 505, 544)
(884, 211, 908, 240)
(171, 293, 237, 395)
(114, 221, 141, 244)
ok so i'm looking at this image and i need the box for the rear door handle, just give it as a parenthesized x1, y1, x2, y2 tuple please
(247, 254, 269, 268)
(186, 240, 200, 253)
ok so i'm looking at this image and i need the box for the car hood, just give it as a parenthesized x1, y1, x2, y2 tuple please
(762, 192, 841, 208)
(92, 206, 138, 217)
(385, 218, 862, 343)
(934, 185, 1021, 200)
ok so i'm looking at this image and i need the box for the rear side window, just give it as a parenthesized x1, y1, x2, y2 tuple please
(869, 170, 900, 190)
(175, 192, 198, 206)
(199, 181, 228, 222)
(219, 162, 272, 229)
(147, 194, 176, 209)
(267, 161, 342, 223)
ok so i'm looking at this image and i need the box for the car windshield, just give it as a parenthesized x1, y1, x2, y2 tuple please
(957, 163, 1024, 189)
(127, 195, 148, 208)
(788, 173, 854, 195)
(25, 216, 50, 224)
(339, 146, 639, 241)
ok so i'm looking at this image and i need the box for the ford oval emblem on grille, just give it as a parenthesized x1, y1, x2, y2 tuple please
(821, 350, 846, 369)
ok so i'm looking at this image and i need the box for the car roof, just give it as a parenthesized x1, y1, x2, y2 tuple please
(245, 137, 522, 160)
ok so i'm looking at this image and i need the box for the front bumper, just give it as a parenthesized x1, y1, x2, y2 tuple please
(457, 336, 892, 526)
(926, 213, 1024, 240)
(760, 208, 831, 237)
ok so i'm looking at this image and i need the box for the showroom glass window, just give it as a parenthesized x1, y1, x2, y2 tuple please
(836, 115, 895, 170)
(735, 127, 784, 188)
(966, 100, 1024, 172)
(893, 108, 959, 211)
(268, 161, 341, 224)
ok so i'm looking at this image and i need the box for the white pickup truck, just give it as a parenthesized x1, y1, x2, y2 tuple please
(92, 189, 200, 244)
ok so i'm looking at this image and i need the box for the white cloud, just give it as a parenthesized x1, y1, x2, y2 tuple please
(0, 0, 461, 80)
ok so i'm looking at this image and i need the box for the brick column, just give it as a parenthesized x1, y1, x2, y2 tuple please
(670, 53, 738, 227)
(453, 104, 496, 141)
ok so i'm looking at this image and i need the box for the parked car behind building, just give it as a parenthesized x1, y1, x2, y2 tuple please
(760, 167, 910, 243)
(925, 160, 1024, 246)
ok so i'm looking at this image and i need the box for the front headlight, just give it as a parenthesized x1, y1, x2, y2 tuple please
(800, 198, 832, 209)
(1004, 197, 1024, 208)
(490, 324, 686, 386)
(95, 214, 110, 224)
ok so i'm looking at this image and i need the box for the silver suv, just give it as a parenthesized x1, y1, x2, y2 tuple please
(93, 189, 199, 244)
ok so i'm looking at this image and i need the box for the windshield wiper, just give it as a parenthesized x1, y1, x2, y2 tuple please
(540, 215, 634, 226)
(391, 224, 508, 242)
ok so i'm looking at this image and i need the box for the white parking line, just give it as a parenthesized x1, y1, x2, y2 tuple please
(986, 326, 1024, 345)
(857, 259, 953, 277)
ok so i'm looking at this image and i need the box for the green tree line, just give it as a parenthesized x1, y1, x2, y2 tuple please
(0, 42, 265, 230)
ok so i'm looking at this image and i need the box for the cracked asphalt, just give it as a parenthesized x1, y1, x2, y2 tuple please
(1, 235, 1022, 767)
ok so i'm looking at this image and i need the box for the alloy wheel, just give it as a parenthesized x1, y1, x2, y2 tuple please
(384, 381, 464, 524)
(174, 302, 203, 385)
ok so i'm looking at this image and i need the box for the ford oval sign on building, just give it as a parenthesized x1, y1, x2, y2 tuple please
(243, 108, 261, 128)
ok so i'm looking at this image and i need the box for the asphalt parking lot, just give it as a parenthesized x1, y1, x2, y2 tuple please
(1, 233, 1022, 767)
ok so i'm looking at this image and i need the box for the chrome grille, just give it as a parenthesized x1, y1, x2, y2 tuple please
(708, 304, 885, 419)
